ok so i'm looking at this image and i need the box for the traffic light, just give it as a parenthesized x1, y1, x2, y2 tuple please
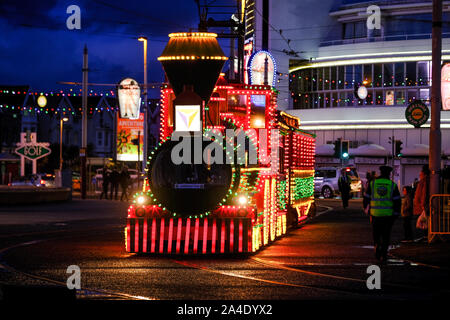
(333, 139, 341, 158)
(341, 140, 349, 159)
(395, 140, 403, 157)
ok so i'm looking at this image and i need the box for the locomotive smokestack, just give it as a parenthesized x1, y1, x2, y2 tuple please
(158, 32, 228, 103)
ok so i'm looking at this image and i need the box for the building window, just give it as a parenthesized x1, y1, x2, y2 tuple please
(363, 64, 372, 87)
(290, 60, 431, 109)
(407, 89, 418, 103)
(420, 88, 430, 104)
(418, 62, 429, 86)
(374, 64, 382, 87)
(406, 62, 417, 86)
(384, 63, 393, 87)
(338, 66, 344, 90)
(354, 65, 362, 85)
(345, 65, 353, 89)
(395, 63, 404, 86)
(332, 92, 338, 107)
(323, 67, 330, 90)
(331, 67, 337, 90)
(396, 90, 406, 105)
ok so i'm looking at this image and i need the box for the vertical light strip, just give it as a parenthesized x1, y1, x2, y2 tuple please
(203, 218, 208, 254)
(229, 219, 234, 252)
(238, 220, 243, 253)
(193, 218, 200, 254)
(159, 218, 165, 253)
(176, 218, 182, 254)
(220, 220, 226, 253)
(168, 218, 174, 254)
(151, 219, 156, 253)
(143, 219, 148, 253)
(126, 221, 130, 252)
(184, 218, 191, 254)
(135, 220, 139, 253)
(212, 219, 217, 253)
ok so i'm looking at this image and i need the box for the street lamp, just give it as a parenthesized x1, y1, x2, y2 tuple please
(60, 117, 69, 172)
(138, 36, 148, 174)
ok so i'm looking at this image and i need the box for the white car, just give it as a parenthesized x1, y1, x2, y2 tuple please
(314, 167, 361, 198)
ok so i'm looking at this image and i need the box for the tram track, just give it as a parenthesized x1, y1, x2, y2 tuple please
(0, 227, 154, 301)
(171, 259, 376, 298)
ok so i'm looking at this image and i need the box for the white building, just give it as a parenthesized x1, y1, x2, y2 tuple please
(265, 0, 450, 187)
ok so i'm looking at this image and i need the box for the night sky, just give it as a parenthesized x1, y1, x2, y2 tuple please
(0, 0, 203, 97)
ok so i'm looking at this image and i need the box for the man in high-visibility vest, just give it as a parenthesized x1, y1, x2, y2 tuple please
(363, 165, 401, 263)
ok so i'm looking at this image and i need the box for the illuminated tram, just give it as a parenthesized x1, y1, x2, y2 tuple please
(125, 32, 315, 254)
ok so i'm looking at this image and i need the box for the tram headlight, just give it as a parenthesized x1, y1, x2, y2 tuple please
(137, 195, 147, 205)
(237, 195, 248, 205)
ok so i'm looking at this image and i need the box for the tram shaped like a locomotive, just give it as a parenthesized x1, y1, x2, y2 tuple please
(125, 32, 315, 254)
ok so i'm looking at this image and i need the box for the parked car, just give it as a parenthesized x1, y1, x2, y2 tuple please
(314, 167, 361, 199)
(9, 173, 55, 187)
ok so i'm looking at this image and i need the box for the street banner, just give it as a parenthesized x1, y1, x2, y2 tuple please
(117, 113, 144, 161)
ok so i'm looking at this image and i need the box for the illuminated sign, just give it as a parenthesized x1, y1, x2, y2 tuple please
(248, 50, 277, 87)
(117, 113, 144, 161)
(118, 78, 141, 119)
(175, 105, 201, 132)
(405, 100, 429, 128)
(441, 63, 450, 110)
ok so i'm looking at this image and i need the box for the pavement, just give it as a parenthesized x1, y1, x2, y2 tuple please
(318, 199, 450, 269)
(390, 240, 450, 269)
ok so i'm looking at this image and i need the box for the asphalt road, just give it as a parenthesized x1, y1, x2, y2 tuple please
(0, 198, 449, 302)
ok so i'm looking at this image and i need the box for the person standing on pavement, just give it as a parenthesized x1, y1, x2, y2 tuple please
(413, 165, 430, 241)
(338, 168, 351, 209)
(120, 166, 130, 201)
(99, 167, 110, 200)
(363, 165, 401, 263)
(401, 186, 414, 242)
(109, 167, 120, 200)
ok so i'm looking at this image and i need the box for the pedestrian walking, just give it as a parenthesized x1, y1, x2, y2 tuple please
(363, 165, 401, 263)
(99, 167, 110, 200)
(109, 168, 120, 200)
(413, 165, 430, 241)
(401, 186, 414, 242)
(120, 166, 130, 201)
(363, 171, 372, 196)
(338, 168, 351, 209)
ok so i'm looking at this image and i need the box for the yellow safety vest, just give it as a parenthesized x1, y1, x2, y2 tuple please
(370, 178, 396, 217)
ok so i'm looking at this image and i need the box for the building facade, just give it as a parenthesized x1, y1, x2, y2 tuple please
(283, 0, 450, 187)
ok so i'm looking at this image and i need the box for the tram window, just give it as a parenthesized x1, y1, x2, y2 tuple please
(228, 94, 247, 117)
(250, 95, 266, 128)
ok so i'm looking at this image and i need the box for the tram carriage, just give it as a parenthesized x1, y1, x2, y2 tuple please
(125, 32, 315, 254)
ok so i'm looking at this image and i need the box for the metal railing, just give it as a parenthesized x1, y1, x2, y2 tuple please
(429, 194, 450, 243)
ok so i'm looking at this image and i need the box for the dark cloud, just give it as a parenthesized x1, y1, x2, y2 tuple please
(0, 0, 200, 91)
